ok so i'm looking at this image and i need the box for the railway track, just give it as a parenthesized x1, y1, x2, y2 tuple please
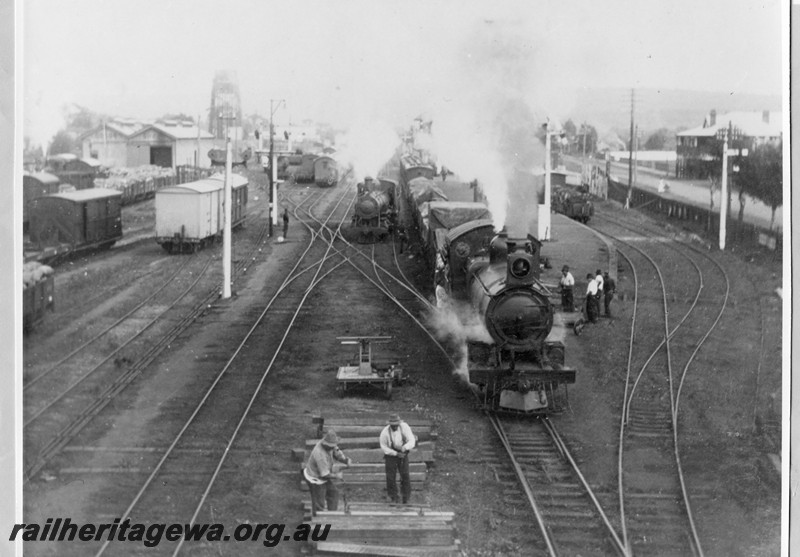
(592, 211, 731, 556)
(24, 207, 272, 483)
(289, 186, 633, 556)
(293, 179, 743, 556)
(83, 181, 361, 556)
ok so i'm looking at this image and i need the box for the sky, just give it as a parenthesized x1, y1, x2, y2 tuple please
(22, 0, 786, 149)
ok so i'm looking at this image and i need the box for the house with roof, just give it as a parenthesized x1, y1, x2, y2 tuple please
(80, 119, 147, 167)
(127, 121, 217, 168)
(675, 109, 782, 179)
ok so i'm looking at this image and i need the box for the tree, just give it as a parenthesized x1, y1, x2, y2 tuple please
(160, 113, 195, 123)
(738, 141, 782, 230)
(48, 130, 77, 156)
(577, 124, 598, 157)
(563, 119, 577, 152)
(63, 104, 106, 134)
(644, 128, 676, 150)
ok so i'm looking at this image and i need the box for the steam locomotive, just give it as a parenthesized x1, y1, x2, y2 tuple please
(552, 185, 594, 224)
(347, 177, 398, 243)
(439, 223, 576, 413)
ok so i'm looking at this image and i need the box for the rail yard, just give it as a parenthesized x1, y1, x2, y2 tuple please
(18, 150, 781, 556)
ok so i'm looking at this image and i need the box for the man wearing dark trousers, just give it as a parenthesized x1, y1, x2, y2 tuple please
(603, 271, 616, 317)
(303, 430, 351, 515)
(379, 414, 416, 504)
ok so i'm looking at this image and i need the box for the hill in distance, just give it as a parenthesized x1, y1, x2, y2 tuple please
(570, 87, 782, 137)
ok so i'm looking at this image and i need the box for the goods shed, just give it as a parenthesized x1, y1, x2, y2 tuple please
(79, 120, 146, 167)
(127, 123, 216, 169)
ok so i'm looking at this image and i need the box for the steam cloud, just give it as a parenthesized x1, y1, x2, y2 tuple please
(425, 300, 492, 383)
(334, 118, 400, 183)
(406, 18, 562, 239)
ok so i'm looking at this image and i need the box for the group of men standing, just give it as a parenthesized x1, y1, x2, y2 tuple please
(303, 414, 416, 515)
(559, 265, 616, 323)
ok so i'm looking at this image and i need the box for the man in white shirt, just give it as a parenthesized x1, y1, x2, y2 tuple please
(559, 265, 575, 311)
(595, 269, 604, 307)
(585, 273, 599, 323)
(379, 414, 416, 504)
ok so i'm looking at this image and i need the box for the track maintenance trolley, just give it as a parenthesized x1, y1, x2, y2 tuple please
(335, 336, 404, 400)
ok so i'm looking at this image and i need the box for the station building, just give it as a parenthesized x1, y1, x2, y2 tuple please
(676, 109, 782, 179)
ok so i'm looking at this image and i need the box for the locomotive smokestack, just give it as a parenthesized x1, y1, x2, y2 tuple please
(489, 230, 509, 265)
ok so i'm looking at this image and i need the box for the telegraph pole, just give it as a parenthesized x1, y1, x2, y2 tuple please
(268, 99, 285, 237)
(222, 137, 232, 298)
(718, 127, 729, 250)
(626, 89, 635, 208)
(633, 124, 639, 189)
(540, 120, 553, 241)
(582, 122, 587, 159)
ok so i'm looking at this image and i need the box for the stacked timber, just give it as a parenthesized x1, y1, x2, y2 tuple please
(295, 413, 437, 491)
(302, 503, 460, 556)
(298, 413, 459, 556)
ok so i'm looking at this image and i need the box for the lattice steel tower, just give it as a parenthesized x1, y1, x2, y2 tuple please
(209, 70, 243, 140)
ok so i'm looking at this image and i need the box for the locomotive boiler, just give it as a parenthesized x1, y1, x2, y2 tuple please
(441, 221, 575, 413)
(348, 178, 397, 243)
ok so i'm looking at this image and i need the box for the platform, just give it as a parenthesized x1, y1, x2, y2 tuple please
(540, 212, 616, 284)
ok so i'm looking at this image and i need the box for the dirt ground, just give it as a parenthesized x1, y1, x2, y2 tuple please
(22, 169, 782, 556)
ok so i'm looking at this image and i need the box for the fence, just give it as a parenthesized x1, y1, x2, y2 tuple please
(606, 177, 781, 253)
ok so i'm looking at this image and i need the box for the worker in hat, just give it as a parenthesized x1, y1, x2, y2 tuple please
(379, 414, 416, 504)
(559, 265, 575, 312)
(304, 430, 352, 515)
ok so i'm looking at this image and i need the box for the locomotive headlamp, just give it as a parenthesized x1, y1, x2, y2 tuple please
(510, 258, 531, 278)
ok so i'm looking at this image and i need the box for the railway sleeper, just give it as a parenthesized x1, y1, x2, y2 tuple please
(543, 509, 599, 520)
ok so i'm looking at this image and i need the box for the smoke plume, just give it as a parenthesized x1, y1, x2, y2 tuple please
(333, 118, 401, 183)
(415, 18, 569, 239)
(425, 300, 492, 383)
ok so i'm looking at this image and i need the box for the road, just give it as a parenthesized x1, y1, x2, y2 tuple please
(567, 156, 783, 231)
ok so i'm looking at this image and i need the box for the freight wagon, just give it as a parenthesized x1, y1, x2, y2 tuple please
(313, 155, 339, 187)
(22, 262, 55, 333)
(154, 174, 248, 253)
(23, 172, 60, 232)
(45, 154, 103, 190)
(28, 188, 123, 256)
(286, 153, 317, 183)
(552, 186, 594, 224)
(399, 154, 437, 185)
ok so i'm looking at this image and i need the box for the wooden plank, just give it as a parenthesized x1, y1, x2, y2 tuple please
(298, 462, 428, 474)
(294, 448, 434, 463)
(313, 541, 460, 556)
(312, 511, 453, 520)
(318, 425, 437, 438)
(302, 501, 433, 512)
(315, 528, 453, 547)
(299, 480, 425, 491)
(304, 438, 436, 450)
(314, 414, 434, 426)
(308, 518, 453, 527)
(299, 471, 427, 483)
